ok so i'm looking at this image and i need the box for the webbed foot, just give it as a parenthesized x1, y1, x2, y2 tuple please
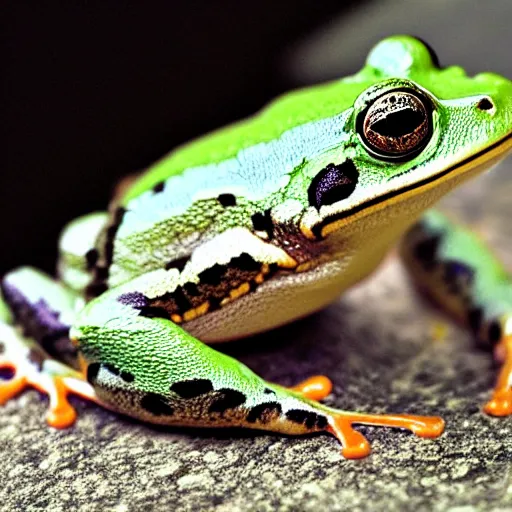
(324, 409, 445, 459)
(0, 323, 98, 428)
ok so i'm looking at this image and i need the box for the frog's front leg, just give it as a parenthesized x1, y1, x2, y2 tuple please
(0, 268, 99, 427)
(400, 209, 512, 416)
(69, 269, 444, 459)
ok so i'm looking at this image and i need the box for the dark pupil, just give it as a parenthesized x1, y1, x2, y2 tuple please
(308, 161, 359, 210)
(370, 108, 424, 137)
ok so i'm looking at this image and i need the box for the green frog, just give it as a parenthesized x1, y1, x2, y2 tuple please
(1, 36, 512, 459)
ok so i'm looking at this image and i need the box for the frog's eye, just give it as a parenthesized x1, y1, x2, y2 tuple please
(358, 90, 432, 160)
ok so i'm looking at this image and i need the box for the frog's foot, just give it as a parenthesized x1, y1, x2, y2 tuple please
(324, 409, 445, 459)
(484, 335, 512, 416)
(285, 376, 443, 457)
(0, 323, 98, 428)
(288, 375, 333, 401)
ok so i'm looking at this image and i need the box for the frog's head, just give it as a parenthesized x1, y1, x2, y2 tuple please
(301, 36, 512, 241)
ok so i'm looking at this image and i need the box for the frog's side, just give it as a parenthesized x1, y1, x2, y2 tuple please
(1, 36, 512, 459)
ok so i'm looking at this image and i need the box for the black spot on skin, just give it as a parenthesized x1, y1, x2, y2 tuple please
(86, 363, 101, 385)
(488, 320, 502, 345)
(104, 207, 126, 266)
(153, 181, 165, 193)
(198, 264, 227, 286)
(246, 402, 282, 423)
(264, 388, 275, 395)
(85, 249, 99, 270)
(171, 287, 192, 312)
(468, 307, 483, 334)
(120, 371, 135, 383)
(414, 234, 441, 269)
(183, 282, 200, 297)
(230, 253, 260, 272)
(208, 296, 222, 311)
(315, 415, 328, 429)
(251, 209, 274, 239)
(477, 98, 494, 111)
(170, 378, 214, 398)
(286, 409, 328, 429)
(248, 280, 259, 292)
(165, 255, 190, 272)
(138, 306, 170, 319)
(95, 266, 109, 280)
(140, 392, 174, 416)
(208, 389, 247, 413)
(97, 362, 135, 383)
(308, 161, 359, 210)
(217, 194, 237, 207)
(86, 207, 126, 299)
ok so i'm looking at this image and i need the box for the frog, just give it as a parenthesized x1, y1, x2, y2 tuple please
(1, 35, 512, 459)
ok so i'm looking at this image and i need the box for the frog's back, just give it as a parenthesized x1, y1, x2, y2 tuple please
(122, 35, 505, 206)
(121, 78, 369, 205)
(86, 35, 512, 341)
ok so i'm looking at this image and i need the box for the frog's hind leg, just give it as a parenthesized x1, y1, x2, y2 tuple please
(0, 267, 99, 427)
(71, 270, 444, 459)
(400, 209, 512, 416)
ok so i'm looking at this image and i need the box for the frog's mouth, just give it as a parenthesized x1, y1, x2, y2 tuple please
(312, 130, 512, 239)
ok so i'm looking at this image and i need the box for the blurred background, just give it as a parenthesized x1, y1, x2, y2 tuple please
(3, 0, 512, 275)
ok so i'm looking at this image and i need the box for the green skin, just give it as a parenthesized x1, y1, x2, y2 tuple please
(2, 36, 512, 458)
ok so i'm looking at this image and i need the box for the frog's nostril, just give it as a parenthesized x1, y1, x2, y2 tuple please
(477, 97, 495, 112)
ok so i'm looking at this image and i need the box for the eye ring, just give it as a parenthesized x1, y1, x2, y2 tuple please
(357, 89, 433, 162)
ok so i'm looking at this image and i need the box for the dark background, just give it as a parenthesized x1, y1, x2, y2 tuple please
(3, 1, 358, 274)
(3, 0, 512, 276)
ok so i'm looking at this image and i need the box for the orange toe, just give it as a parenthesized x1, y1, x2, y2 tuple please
(290, 375, 333, 401)
(484, 389, 512, 416)
(326, 411, 445, 459)
(0, 375, 28, 405)
(484, 335, 512, 417)
(0, 354, 98, 428)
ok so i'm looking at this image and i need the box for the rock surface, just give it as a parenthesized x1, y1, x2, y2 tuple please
(4, 0, 512, 505)
(2, 163, 512, 511)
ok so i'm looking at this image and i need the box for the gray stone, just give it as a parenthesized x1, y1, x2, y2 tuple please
(2, 163, 512, 511)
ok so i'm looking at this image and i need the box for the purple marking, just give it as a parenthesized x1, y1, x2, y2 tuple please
(1, 280, 75, 362)
(117, 291, 149, 309)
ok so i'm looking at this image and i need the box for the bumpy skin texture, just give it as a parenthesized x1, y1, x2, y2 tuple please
(1, 36, 512, 458)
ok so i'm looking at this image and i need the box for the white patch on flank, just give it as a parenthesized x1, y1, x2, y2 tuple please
(59, 212, 108, 258)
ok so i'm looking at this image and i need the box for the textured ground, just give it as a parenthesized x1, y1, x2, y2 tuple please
(2, 162, 512, 511)
(4, 1, 512, 509)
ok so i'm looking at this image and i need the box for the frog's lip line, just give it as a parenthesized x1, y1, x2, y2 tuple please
(313, 130, 512, 238)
